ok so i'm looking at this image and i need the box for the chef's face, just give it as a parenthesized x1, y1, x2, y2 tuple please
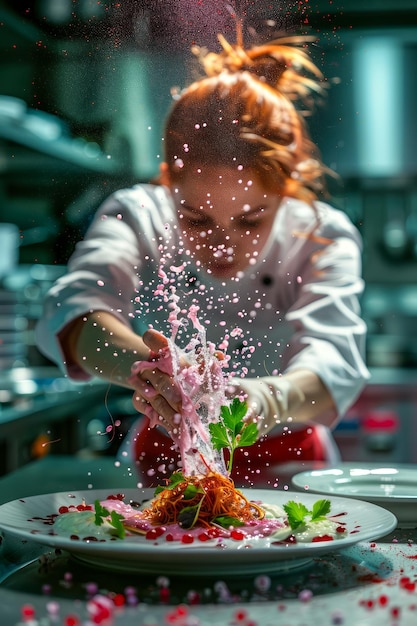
(167, 165, 281, 278)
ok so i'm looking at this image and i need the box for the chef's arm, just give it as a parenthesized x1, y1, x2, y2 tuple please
(282, 369, 337, 426)
(58, 310, 151, 388)
(231, 369, 337, 438)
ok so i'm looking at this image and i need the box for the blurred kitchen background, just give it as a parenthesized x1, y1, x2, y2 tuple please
(0, 0, 417, 488)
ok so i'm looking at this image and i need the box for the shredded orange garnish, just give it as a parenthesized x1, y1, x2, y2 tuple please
(141, 471, 265, 528)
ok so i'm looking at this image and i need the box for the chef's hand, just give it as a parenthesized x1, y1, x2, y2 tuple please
(129, 329, 183, 432)
(129, 328, 226, 434)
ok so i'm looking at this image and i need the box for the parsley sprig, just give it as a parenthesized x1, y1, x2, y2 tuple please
(208, 398, 258, 473)
(283, 499, 331, 530)
(94, 500, 126, 539)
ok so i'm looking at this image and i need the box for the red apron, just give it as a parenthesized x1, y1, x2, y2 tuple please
(130, 417, 340, 487)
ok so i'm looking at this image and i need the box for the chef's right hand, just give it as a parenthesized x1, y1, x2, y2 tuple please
(129, 329, 183, 432)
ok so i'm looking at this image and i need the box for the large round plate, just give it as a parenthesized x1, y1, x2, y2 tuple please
(292, 464, 417, 528)
(0, 488, 397, 575)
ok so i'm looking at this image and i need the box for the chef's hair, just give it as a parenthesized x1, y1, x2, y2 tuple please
(163, 35, 332, 204)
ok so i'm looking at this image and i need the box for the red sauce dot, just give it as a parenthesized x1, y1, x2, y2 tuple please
(181, 534, 194, 544)
(58, 506, 69, 514)
(165, 533, 175, 542)
(378, 594, 389, 606)
(198, 532, 210, 542)
(231, 529, 245, 541)
(401, 578, 415, 592)
(21, 604, 35, 618)
(311, 535, 334, 543)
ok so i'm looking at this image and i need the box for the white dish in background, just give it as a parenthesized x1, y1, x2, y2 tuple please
(0, 488, 396, 575)
(292, 464, 417, 528)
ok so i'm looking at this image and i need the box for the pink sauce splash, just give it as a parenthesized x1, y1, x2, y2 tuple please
(130, 268, 230, 477)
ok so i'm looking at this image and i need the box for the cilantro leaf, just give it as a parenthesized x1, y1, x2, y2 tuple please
(208, 422, 231, 451)
(109, 510, 126, 539)
(220, 397, 248, 432)
(208, 398, 258, 473)
(94, 500, 109, 526)
(93, 500, 126, 539)
(283, 499, 333, 530)
(311, 499, 331, 521)
(237, 422, 258, 447)
(283, 501, 310, 529)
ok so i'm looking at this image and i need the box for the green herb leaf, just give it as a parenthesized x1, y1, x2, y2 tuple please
(236, 422, 258, 447)
(109, 510, 126, 539)
(283, 499, 333, 530)
(208, 422, 231, 451)
(178, 497, 205, 529)
(94, 500, 110, 526)
(178, 505, 200, 529)
(183, 483, 203, 500)
(212, 515, 245, 528)
(154, 471, 187, 495)
(283, 501, 310, 530)
(93, 500, 125, 539)
(208, 398, 258, 473)
(221, 398, 247, 431)
(311, 499, 331, 521)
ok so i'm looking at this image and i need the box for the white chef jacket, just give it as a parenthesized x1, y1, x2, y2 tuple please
(35, 183, 369, 418)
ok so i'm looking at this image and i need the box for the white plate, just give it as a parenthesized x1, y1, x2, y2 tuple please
(0, 488, 397, 575)
(292, 464, 417, 528)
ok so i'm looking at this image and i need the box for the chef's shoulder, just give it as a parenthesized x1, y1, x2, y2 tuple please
(95, 183, 174, 225)
(280, 197, 362, 247)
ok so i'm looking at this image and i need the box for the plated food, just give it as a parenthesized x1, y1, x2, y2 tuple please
(53, 471, 348, 546)
(0, 487, 397, 575)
